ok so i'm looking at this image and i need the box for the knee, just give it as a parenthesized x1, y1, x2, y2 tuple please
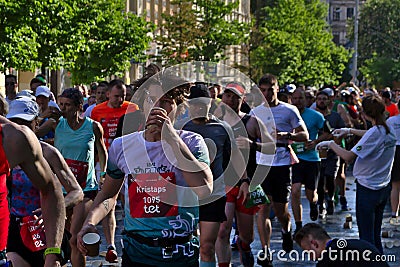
(69, 235, 78, 249)
(217, 226, 230, 242)
(200, 241, 215, 256)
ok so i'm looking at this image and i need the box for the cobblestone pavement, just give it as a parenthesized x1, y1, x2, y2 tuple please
(68, 173, 400, 266)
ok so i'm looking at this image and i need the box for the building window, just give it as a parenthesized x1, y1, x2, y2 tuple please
(333, 7, 341, 21)
(347, 7, 354, 19)
(332, 32, 340, 44)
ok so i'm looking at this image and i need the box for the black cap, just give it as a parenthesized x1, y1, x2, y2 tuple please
(382, 91, 392, 99)
(188, 84, 210, 99)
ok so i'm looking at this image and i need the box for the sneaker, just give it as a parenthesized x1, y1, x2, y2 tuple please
(105, 246, 118, 263)
(281, 230, 293, 253)
(237, 238, 254, 267)
(231, 234, 239, 250)
(319, 206, 327, 220)
(327, 200, 335, 215)
(340, 196, 350, 211)
(310, 202, 318, 221)
(257, 250, 273, 267)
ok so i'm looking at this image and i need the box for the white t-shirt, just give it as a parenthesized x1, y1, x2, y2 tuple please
(387, 114, 400, 146)
(351, 125, 396, 190)
(83, 103, 96, 118)
(250, 102, 305, 166)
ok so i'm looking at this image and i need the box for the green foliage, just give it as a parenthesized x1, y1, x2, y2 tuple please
(250, 0, 350, 86)
(157, 0, 251, 66)
(353, 0, 400, 86)
(69, 0, 154, 83)
(0, 0, 153, 84)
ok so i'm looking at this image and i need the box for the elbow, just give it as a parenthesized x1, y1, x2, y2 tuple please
(197, 181, 213, 200)
(76, 190, 84, 203)
(196, 172, 213, 199)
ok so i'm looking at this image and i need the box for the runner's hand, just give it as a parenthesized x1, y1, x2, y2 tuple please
(332, 128, 351, 138)
(315, 141, 334, 151)
(77, 223, 98, 255)
(236, 136, 251, 150)
(238, 182, 250, 205)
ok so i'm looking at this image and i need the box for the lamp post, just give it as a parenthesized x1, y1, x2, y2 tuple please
(352, 0, 359, 85)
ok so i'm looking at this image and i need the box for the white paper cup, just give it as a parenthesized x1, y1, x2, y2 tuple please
(385, 240, 394, 249)
(83, 232, 101, 257)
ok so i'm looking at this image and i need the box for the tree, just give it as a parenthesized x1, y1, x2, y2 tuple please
(0, 0, 153, 84)
(352, 0, 400, 87)
(157, 0, 251, 66)
(250, 0, 350, 86)
(68, 0, 154, 83)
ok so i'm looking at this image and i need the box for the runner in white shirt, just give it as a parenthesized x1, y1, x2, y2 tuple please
(250, 74, 309, 266)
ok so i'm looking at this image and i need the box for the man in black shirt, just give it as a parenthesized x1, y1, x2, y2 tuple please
(295, 223, 389, 266)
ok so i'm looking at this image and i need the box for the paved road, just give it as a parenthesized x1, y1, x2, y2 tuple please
(69, 173, 400, 266)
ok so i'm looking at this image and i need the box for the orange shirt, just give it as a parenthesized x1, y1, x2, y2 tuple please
(91, 101, 138, 149)
(386, 103, 399, 117)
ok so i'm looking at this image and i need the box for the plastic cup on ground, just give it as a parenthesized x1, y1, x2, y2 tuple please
(319, 148, 328, 159)
(385, 240, 394, 249)
(82, 232, 101, 257)
(343, 221, 352, 229)
(382, 230, 394, 238)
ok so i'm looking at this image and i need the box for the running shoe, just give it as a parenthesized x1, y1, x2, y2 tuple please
(281, 230, 293, 253)
(237, 238, 254, 267)
(310, 202, 319, 221)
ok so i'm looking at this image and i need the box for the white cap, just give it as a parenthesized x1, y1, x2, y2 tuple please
(48, 100, 60, 110)
(6, 96, 39, 121)
(16, 90, 36, 101)
(322, 88, 334, 97)
(35, 86, 51, 98)
(286, 84, 296, 93)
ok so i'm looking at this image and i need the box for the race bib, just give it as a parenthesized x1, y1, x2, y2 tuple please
(65, 158, 89, 189)
(128, 172, 178, 218)
(19, 215, 47, 252)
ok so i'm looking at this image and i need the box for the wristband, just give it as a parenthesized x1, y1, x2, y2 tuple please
(286, 132, 292, 140)
(100, 171, 106, 177)
(44, 247, 64, 262)
(44, 247, 61, 256)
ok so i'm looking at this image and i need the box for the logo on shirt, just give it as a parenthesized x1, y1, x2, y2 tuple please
(356, 146, 362, 151)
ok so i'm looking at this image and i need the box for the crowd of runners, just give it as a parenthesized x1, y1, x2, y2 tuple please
(0, 67, 399, 267)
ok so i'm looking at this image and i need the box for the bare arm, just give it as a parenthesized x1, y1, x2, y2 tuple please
(249, 116, 276, 155)
(328, 142, 357, 163)
(349, 128, 367, 137)
(77, 174, 124, 255)
(41, 141, 84, 209)
(279, 124, 309, 142)
(83, 175, 123, 226)
(93, 121, 107, 173)
(5, 124, 65, 266)
(337, 104, 353, 128)
(35, 118, 57, 138)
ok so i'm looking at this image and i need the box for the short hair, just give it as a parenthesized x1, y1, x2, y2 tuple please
(294, 223, 330, 245)
(258, 73, 278, 87)
(316, 91, 329, 98)
(59, 88, 84, 106)
(108, 79, 125, 91)
(5, 74, 17, 83)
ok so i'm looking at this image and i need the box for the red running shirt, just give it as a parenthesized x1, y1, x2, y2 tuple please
(0, 125, 10, 250)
